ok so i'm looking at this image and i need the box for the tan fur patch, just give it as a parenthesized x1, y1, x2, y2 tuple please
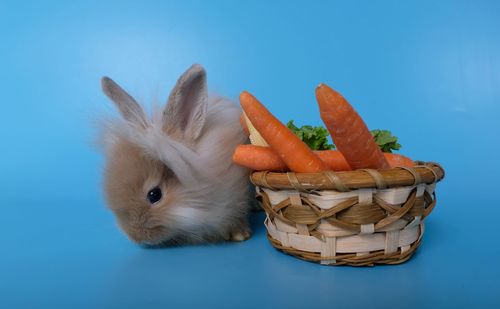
(104, 139, 173, 244)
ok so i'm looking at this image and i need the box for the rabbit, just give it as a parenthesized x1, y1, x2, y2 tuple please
(99, 64, 252, 246)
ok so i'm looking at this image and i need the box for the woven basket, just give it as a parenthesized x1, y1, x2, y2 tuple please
(251, 162, 445, 266)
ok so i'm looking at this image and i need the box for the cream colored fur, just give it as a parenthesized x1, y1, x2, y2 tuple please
(99, 64, 251, 245)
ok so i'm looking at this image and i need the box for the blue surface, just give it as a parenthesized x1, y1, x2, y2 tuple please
(1, 0, 500, 307)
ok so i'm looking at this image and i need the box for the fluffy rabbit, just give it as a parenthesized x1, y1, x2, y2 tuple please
(99, 64, 252, 245)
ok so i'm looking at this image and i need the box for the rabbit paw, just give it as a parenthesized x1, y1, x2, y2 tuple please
(230, 229, 252, 242)
(224, 222, 252, 242)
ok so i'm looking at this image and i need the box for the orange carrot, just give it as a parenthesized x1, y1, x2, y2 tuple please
(232, 145, 414, 171)
(239, 113, 249, 136)
(315, 150, 352, 171)
(233, 145, 288, 171)
(384, 153, 415, 167)
(315, 84, 390, 170)
(318, 151, 414, 169)
(240, 91, 328, 173)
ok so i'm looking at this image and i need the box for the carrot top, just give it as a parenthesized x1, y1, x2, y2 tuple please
(286, 120, 334, 150)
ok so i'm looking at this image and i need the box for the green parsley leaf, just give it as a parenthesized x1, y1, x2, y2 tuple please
(287, 121, 401, 153)
(286, 120, 335, 150)
(370, 129, 401, 153)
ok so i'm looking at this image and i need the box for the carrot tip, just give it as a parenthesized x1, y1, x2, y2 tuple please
(240, 91, 252, 99)
(316, 83, 330, 96)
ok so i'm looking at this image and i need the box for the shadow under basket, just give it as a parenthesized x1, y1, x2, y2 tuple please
(250, 162, 445, 266)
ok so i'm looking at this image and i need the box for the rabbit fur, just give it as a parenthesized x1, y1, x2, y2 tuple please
(99, 64, 252, 245)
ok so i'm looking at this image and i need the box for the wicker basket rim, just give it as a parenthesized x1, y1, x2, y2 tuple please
(251, 161, 444, 191)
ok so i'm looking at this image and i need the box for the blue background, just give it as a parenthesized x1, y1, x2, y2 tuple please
(1, 0, 499, 307)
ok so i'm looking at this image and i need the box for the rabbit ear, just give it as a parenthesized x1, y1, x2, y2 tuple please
(101, 77, 148, 128)
(162, 64, 208, 141)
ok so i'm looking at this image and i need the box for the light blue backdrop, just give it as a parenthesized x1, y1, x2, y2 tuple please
(1, 0, 499, 307)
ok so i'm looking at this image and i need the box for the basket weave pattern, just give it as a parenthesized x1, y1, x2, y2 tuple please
(252, 162, 445, 266)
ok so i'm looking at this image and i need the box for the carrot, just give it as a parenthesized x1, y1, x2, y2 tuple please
(232, 145, 414, 171)
(319, 151, 414, 169)
(239, 113, 249, 136)
(315, 150, 352, 171)
(233, 145, 288, 171)
(240, 91, 328, 173)
(242, 111, 269, 146)
(384, 153, 415, 167)
(315, 84, 390, 170)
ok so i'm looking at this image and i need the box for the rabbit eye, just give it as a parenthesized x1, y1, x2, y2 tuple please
(147, 186, 162, 204)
